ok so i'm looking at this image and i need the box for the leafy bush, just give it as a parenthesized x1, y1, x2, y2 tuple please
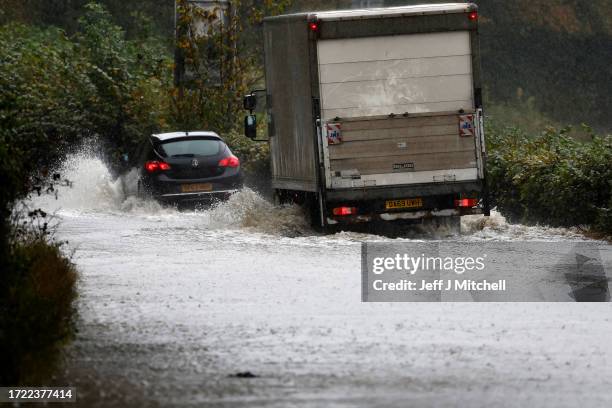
(0, 2, 172, 385)
(487, 124, 612, 233)
(0, 3, 173, 203)
(0, 221, 78, 385)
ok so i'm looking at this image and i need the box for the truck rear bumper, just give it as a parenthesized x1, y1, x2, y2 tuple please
(325, 181, 484, 202)
(323, 181, 486, 225)
(327, 207, 483, 225)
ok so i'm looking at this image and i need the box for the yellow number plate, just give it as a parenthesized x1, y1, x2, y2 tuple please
(181, 183, 213, 193)
(385, 198, 423, 210)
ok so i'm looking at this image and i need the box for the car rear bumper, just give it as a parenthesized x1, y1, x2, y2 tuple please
(156, 189, 239, 203)
(141, 170, 243, 201)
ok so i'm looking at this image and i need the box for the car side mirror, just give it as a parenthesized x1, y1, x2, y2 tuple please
(243, 94, 257, 111)
(244, 115, 257, 140)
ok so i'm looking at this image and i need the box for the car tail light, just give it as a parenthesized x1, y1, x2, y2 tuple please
(468, 11, 478, 21)
(333, 207, 358, 216)
(145, 161, 171, 173)
(218, 155, 240, 168)
(455, 198, 479, 208)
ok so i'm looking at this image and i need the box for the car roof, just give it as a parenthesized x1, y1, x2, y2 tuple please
(151, 131, 221, 142)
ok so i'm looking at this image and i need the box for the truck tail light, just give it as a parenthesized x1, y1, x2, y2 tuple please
(468, 11, 478, 21)
(218, 155, 240, 168)
(333, 207, 358, 216)
(455, 198, 479, 208)
(145, 161, 171, 173)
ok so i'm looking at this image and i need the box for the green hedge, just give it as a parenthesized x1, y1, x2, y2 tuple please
(486, 125, 612, 233)
(0, 3, 172, 385)
(0, 4, 173, 210)
(0, 233, 78, 385)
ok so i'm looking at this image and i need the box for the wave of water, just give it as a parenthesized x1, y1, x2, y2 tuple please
(29, 152, 586, 241)
(30, 152, 311, 236)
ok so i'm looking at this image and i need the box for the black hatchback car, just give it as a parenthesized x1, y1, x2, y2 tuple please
(136, 131, 243, 203)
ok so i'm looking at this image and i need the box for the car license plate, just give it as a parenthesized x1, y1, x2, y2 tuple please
(181, 183, 213, 193)
(385, 198, 423, 210)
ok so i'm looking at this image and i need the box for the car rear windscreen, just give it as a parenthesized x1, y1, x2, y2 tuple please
(158, 138, 222, 157)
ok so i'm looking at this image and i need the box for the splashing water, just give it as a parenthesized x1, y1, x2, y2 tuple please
(461, 211, 586, 241)
(29, 152, 311, 236)
(28, 152, 586, 241)
(31, 153, 166, 215)
(207, 189, 312, 236)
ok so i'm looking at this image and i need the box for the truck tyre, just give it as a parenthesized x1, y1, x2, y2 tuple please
(272, 190, 283, 206)
(306, 193, 323, 230)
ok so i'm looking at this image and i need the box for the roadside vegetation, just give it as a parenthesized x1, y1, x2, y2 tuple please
(0, 3, 171, 385)
(486, 124, 612, 235)
(1, 217, 78, 385)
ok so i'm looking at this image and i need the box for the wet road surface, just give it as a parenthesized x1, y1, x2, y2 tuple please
(33, 156, 612, 407)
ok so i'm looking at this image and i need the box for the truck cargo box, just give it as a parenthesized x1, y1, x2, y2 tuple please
(254, 3, 489, 228)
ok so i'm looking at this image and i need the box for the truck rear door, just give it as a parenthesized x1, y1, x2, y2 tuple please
(317, 31, 484, 189)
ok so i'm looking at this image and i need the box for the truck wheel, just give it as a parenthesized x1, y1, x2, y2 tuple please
(306, 193, 322, 229)
(272, 190, 282, 206)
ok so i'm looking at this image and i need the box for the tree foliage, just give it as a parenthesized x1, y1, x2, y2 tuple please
(173, 0, 289, 133)
(486, 125, 612, 232)
(0, 3, 173, 212)
(0, 2, 174, 384)
(0, 6, 176, 363)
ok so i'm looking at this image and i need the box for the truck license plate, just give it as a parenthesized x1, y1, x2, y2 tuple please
(181, 183, 213, 193)
(385, 198, 423, 210)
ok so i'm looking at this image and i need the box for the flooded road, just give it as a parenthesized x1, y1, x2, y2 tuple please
(35, 155, 612, 407)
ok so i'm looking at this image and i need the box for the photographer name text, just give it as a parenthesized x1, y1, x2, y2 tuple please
(372, 279, 507, 292)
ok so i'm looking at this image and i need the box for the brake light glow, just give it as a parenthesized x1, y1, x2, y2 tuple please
(468, 11, 478, 21)
(333, 207, 358, 216)
(145, 161, 171, 173)
(218, 155, 240, 168)
(455, 198, 479, 208)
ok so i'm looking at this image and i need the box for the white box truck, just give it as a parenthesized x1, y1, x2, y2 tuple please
(244, 3, 490, 230)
